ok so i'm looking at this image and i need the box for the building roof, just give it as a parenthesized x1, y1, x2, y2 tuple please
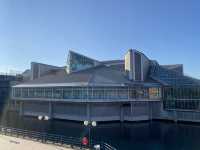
(14, 61, 200, 88)
(101, 60, 124, 66)
(13, 63, 162, 88)
(13, 50, 200, 88)
(13, 65, 130, 87)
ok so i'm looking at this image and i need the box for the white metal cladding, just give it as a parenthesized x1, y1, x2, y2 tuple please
(12, 82, 89, 88)
(12, 83, 126, 88)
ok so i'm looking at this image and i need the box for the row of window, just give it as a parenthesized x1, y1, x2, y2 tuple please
(12, 87, 161, 100)
(163, 87, 200, 110)
(163, 87, 200, 100)
(163, 100, 200, 110)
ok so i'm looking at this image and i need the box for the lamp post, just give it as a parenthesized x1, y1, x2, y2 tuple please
(38, 115, 49, 142)
(38, 115, 49, 132)
(83, 120, 97, 148)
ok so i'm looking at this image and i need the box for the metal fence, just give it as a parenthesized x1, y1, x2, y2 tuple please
(0, 125, 116, 150)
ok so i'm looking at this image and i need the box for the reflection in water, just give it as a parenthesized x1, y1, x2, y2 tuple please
(1, 112, 200, 150)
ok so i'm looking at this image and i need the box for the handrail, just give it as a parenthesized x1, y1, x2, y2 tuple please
(102, 143, 117, 150)
(0, 125, 116, 150)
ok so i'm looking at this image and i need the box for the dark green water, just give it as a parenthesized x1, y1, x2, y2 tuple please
(1, 112, 200, 150)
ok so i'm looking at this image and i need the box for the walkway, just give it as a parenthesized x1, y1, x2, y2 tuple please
(0, 134, 73, 150)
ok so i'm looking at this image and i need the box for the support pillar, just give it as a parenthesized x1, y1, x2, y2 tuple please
(174, 110, 178, 123)
(86, 103, 91, 121)
(19, 101, 24, 116)
(149, 101, 153, 121)
(120, 104, 124, 122)
(131, 102, 134, 116)
(48, 101, 52, 119)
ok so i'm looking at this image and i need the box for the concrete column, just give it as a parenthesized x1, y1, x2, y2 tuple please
(131, 102, 134, 115)
(19, 101, 24, 116)
(86, 103, 90, 121)
(14, 100, 17, 110)
(120, 104, 124, 122)
(174, 110, 178, 122)
(148, 101, 152, 121)
(48, 102, 52, 118)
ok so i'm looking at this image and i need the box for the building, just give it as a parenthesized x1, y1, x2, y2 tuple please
(0, 74, 21, 113)
(11, 49, 200, 122)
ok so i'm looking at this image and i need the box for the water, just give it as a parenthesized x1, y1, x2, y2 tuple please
(1, 112, 200, 150)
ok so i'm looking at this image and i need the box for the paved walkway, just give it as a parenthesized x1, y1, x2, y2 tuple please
(0, 134, 73, 150)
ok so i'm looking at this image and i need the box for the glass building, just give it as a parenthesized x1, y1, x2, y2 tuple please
(11, 49, 200, 122)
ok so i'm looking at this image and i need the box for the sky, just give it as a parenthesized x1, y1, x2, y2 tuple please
(0, 0, 200, 78)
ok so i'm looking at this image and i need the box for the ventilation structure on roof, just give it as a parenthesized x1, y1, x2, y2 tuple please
(124, 49, 150, 81)
(66, 50, 100, 74)
(31, 62, 61, 80)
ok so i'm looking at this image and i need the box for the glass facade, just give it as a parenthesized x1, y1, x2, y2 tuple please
(66, 51, 98, 73)
(12, 86, 161, 100)
(163, 87, 200, 110)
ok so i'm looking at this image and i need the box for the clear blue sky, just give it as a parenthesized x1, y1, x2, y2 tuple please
(0, 0, 200, 78)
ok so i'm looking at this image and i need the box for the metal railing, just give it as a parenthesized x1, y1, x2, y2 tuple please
(0, 125, 116, 150)
(102, 143, 117, 150)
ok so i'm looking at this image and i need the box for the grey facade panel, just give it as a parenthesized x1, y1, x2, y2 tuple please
(135, 52, 142, 81)
(53, 103, 87, 116)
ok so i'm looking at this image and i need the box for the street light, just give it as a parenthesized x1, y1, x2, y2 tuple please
(38, 115, 43, 121)
(38, 115, 49, 121)
(38, 115, 49, 133)
(44, 116, 49, 121)
(84, 120, 89, 126)
(91, 121, 97, 127)
(83, 120, 97, 148)
(37, 115, 50, 142)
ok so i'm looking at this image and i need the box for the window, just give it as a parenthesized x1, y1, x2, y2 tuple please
(63, 87, 73, 99)
(72, 88, 82, 99)
(53, 88, 63, 99)
(35, 88, 44, 98)
(29, 88, 35, 97)
(15, 88, 21, 97)
(137, 88, 149, 99)
(129, 88, 137, 99)
(149, 88, 161, 99)
(45, 88, 52, 98)
(93, 88, 104, 99)
(82, 88, 88, 99)
(22, 88, 28, 97)
(117, 88, 128, 99)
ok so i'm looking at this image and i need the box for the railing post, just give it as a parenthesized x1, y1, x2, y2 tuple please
(60, 136, 63, 145)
